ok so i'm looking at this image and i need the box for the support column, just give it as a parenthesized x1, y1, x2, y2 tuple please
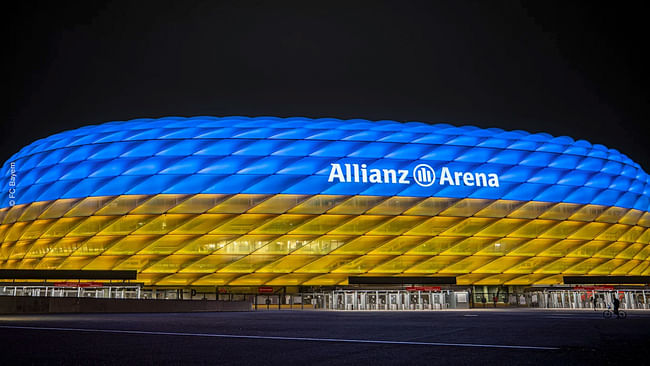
(376, 291, 379, 310)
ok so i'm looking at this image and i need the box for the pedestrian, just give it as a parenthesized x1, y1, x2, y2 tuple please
(592, 295, 597, 311)
(613, 296, 620, 318)
(481, 295, 487, 308)
(492, 295, 498, 308)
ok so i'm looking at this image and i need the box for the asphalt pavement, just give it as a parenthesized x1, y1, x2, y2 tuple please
(1, 308, 649, 365)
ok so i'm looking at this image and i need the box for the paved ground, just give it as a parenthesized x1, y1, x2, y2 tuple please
(1, 309, 649, 365)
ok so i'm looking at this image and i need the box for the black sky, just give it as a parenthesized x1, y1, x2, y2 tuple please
(4, 1, 649, 170)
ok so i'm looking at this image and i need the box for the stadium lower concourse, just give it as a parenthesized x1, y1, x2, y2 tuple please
(1, 116, 649, 310)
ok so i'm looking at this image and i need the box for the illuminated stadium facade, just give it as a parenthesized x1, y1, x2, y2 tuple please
(1, 116, 650, 307)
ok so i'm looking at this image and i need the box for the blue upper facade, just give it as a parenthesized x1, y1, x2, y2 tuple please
(2, 116, 649, 211)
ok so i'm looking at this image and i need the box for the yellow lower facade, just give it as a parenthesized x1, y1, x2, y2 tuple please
(1, 194, 649, 286)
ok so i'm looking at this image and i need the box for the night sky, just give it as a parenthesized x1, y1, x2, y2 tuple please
(5, 1, 649, 170)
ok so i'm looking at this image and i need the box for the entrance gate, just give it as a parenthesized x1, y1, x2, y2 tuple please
(527, 289, 650, 309)
(327, 289, 454, 310)
(0, 284, 142, 299)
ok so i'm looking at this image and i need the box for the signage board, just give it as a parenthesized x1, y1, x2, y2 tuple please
(405, 286, 441, 292)
(54, 282, 103, 288)
(572, 286, 615, 291)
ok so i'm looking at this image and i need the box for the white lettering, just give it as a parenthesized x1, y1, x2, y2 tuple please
(383, 169, 397, 184)
(454, 171, 463, 185)
(488, 173, 500, 187)
(369, 169, 382, 183)
(475, 172, 487, 187)
(8, 161, 17, 206)
(439, 167, 454, 185)
(327, 162, 499, 189)
(398, 170, 410, 184)
(463, 172, 474, 186)
(328, 164, 345, 182)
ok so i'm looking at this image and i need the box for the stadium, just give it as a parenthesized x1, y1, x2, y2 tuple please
(1, 116, 649, 309)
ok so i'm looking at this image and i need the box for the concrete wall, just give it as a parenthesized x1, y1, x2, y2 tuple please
(0, 296, 251, 314)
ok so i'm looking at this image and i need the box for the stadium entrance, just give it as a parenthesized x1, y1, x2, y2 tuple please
(527, 288, 650, 310)
(306, 288, 470, 310)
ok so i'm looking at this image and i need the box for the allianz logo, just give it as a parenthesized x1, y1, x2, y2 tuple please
(327, 163, 500, 188)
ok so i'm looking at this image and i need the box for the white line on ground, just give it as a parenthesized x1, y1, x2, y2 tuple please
(0, 325, 559, 350)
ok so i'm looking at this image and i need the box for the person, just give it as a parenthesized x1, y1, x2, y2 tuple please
(613, 296, 620, 317)
(592, 295, 597, 311)
(481, 295, 487, 308)
(492, 295, 498, 308)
